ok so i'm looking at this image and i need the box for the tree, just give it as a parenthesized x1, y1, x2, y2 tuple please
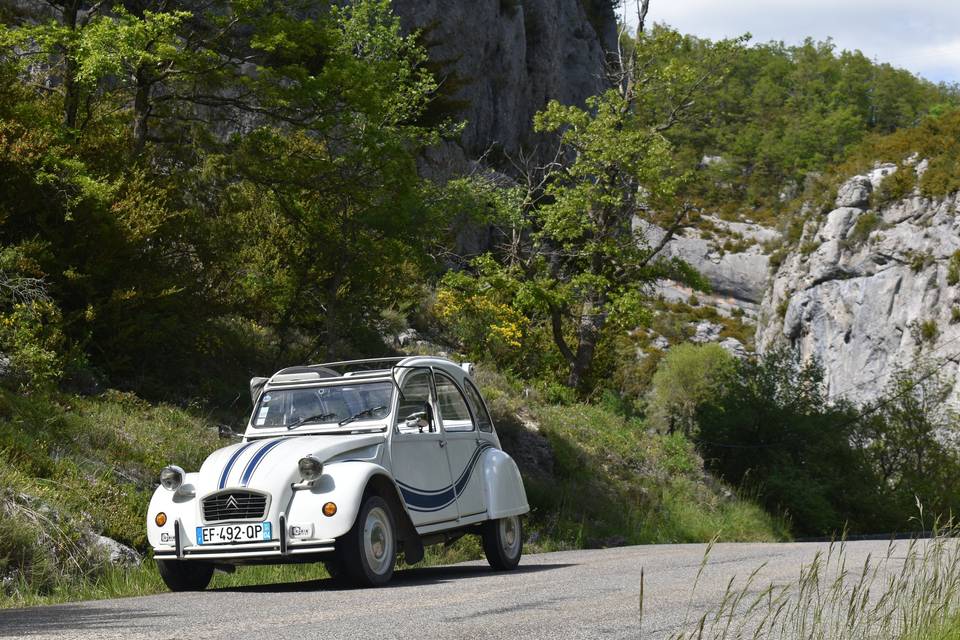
(646, 343, 735, 436)
(0, 0, 448, 400)
(444, 4, 742, 390)
(856, 364, 960, 520)
(696, 349, 891, 535)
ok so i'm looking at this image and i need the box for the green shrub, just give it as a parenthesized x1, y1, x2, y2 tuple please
(947, 251, 960, 286)
(919, 319, 939, 343)
(0, 300, 67, 390)
(646, 343, 736, 437)
(845, 211, 881, 246)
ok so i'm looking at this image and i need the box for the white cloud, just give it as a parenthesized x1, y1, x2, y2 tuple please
(622, 0, 960, 84)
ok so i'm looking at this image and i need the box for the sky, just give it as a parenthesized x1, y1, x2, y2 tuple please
(622, 0, 960, 85)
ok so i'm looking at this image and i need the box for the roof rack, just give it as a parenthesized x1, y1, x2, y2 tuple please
(306, 357, 408, 374)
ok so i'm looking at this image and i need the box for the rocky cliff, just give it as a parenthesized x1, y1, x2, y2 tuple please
(755, 163, 960, 407)
(392, 0, 617, 177)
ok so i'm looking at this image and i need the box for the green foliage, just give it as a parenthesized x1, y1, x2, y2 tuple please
(476, 368, 786, 547)
(695, 350, 960, 536)
(656, 36, 958, 214)
(0, 0, 448, 405)
(0, 387, 221, 604)
(696, 349, 884, 535)
(919, 319, 940, 343)
(645, 343, 736, 437)
(440, 26, 741, 391)
(857, 365, 960, 520)
(844, 211, 882, 247)
(827, 109, 960, 202)
(947, 251, 960, 286)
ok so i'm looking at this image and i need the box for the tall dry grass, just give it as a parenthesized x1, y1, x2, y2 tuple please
(652, 523, 960, 640)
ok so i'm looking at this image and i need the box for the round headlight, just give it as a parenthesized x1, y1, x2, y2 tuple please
(160, 465, 184, 491)
(298, 456, 323, 482)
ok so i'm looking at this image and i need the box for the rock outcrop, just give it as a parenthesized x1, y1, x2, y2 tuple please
(757, 166, 960, 407)
(392, 0, 617, 177)
(639, 214, 781, 318)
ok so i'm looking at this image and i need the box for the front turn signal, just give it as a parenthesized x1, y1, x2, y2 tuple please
(155, 512, 167, 527)
(322, 502, 337, 517)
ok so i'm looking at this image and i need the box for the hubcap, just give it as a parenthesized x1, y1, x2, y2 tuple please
(499, 516, 521, 558)
(363, 506, 393, 575)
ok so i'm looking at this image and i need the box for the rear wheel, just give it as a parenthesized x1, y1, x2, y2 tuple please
(337, 495, 396, 587)
(156, 559, 214, 592)
(482, 515, 522, 570)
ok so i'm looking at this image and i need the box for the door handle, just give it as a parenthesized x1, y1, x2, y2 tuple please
(438, 440, 446, 448)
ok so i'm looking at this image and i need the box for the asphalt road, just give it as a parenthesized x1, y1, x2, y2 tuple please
(0, 540, 906, 640)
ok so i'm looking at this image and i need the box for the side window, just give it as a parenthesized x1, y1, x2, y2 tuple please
(435, 374, 474, 432)
(463, 379, 494, 433)
(396, 370, 432, 433)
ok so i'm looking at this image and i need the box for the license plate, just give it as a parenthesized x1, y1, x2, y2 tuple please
(196, 522, 272, 545)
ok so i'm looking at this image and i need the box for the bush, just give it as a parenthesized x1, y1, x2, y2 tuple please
(947, 251, 960, 286)
(0, 300, 67, 390)
(696, 349, 886, 535)
(645, 343, 736, 436)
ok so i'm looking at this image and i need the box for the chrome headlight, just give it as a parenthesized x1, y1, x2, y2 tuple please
(159, 465, 184, 491)
(298, 456, 324, 482)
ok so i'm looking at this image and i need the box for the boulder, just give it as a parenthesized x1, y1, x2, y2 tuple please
(835, 175, 872, 209)
(91, 535, 142, 567)
(718, 337, 747, 359)
(690, 321, 723, 344)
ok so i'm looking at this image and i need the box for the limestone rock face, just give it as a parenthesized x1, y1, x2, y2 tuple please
(637, 214, 781, 314)
(391, 0, 616, 176)
(757, 168, 960, 407)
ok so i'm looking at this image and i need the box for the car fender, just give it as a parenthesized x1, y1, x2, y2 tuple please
(482, 448, 529, 519)
(146, 472, 201, 549)
(287, 461, 417, 543)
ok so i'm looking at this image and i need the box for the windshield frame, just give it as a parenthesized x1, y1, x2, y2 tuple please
(245, 378, 396, 437)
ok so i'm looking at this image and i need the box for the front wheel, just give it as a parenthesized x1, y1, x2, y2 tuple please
(337, 495, 397, 587)
(156, 559, 214, 592)
(482, 515, 522, 570)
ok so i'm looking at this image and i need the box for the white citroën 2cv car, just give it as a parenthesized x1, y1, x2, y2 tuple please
(146, 357, 530, 590)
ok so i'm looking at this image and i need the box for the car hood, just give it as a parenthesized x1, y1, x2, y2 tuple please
(196, 432, 386, 497)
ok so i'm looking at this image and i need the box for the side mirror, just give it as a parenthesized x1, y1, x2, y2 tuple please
(219, 424, 239, 439)
(405, 411, 430, 433)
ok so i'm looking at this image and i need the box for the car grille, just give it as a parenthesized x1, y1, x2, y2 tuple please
(202, 491, 268, 523)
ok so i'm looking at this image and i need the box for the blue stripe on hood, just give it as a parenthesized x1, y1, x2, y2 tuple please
(219, 441, 256, 489)
(240, 439, 285, 487)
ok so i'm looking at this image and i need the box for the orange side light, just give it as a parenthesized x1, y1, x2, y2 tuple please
(322, 502, 337, 517)
(155, 512, 167, 527)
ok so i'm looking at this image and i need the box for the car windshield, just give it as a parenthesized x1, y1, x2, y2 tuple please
(251, 381, 394, 429)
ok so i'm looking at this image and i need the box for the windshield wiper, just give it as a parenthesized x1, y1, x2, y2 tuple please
(287, 412, 338, 430)
(339, 405, 387, 426)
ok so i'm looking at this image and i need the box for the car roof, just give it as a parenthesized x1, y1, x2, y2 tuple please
(263, 356, 472, 390)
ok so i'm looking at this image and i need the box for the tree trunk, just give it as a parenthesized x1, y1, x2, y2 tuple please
(132, 68, 152, 154)
(61, 1, 81, 129)
(566, 297, 607, 390)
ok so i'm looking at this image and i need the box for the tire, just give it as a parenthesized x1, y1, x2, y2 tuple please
(482, 515, 522, 570)
(156, 559, 214, 592)
(337, 495, 397, 587)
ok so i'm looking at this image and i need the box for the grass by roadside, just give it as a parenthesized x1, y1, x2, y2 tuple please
(1, 369, 785, 609)
(662, 526, 960, 640)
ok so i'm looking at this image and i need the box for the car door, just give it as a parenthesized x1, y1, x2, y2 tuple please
(389, 369, 458, 526)
(434, 371, 488, 518)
